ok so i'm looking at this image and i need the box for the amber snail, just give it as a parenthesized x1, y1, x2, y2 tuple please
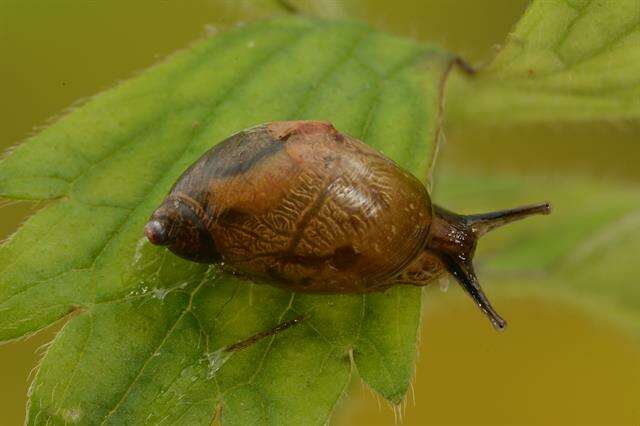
(145, 121, 551, 330)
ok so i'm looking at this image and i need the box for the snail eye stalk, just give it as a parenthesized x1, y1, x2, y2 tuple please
(466, 202, 552, 236)
(440, 255, 506, 331)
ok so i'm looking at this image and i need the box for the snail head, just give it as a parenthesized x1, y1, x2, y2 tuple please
(427, 202, 552, 331)
(144, 195, 220, 263)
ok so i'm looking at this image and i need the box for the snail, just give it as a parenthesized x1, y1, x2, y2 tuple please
(145, 121, 550, 330)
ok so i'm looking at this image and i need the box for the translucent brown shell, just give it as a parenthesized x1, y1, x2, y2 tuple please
(146, 121, 551, 330)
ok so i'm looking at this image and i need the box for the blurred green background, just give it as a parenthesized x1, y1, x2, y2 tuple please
(1, 1, 639, 424)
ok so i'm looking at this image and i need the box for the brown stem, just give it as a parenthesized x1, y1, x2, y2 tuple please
(274, 0, 299, 14)
(224, 314, 305, 352)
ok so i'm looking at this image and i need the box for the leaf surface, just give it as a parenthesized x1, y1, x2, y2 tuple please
(0, 17, 455, 424)
(448, 0, 640, 123)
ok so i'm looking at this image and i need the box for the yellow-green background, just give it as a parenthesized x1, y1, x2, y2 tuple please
(1, 1, 639, 424)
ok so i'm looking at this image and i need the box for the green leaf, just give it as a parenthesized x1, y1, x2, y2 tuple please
(434, 166, 640, 335)
(448, 0, 640, 124)
(0, 17, 456, 424)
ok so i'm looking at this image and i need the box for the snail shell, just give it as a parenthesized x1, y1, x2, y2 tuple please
(146, 121, 551, 330)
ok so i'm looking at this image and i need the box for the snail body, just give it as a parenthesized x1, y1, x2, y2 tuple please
(146, 121, 550, 330)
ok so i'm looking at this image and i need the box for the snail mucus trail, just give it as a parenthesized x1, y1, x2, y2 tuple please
(145, 121, 551, 339)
